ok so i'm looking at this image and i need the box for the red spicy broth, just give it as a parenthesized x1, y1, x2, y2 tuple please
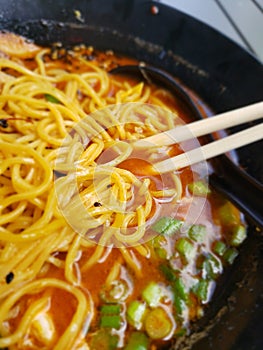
(0, 33, 247, 350)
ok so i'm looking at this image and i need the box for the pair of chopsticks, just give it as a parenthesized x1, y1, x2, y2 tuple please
(134, 102, 263, 173)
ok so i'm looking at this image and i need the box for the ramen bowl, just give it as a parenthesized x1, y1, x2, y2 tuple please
(0, 1, 262, 349)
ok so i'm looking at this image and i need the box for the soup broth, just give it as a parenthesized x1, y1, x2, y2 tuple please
(0, 33, 247, 350)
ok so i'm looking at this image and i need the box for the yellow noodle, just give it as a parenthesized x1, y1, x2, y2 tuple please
(119, 247, 142, 278)
(65, 234, 82, 285)
(105, 258, 122, 287)
(133, 243, 151, 258)
(81, 244, 106, 271)
(0, 39, 185, 349)
(0, 297, 48, 346)
(0, 278, 93, 350)
(35, 49, 50, 75)
(0, 201, 27, 226)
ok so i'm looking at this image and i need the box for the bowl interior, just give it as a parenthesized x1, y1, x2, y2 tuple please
(0, 1, 262, 349)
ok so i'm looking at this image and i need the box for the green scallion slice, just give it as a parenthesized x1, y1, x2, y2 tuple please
(100, 304, 121, 315)
(127, 301, 147, 329)
(152, 217, 183, 236)
(188, 224, 207, 242)
(142, 282, 163, 307)
(176, 238, 196, 261)
(45, 93, 60, 104)
(124, 332, 149, 350)
(230, 225, 247, 246)
(188, 180, 211, 196)
(100, 315, 121, 329)
(213, 240, 227, 256)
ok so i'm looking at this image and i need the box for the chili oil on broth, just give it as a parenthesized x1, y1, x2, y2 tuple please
(0, 33, 247, 350)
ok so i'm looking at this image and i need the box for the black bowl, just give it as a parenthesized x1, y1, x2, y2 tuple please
(0, 1, 262, 349)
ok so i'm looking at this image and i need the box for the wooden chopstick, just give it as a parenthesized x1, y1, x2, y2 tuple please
(153, 123, 263, 174)
(134, 101, 263, 148)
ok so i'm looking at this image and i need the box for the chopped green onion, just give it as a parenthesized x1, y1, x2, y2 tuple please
(127, 301, 147, 329)
(173, 277, 189, 302)
(176, 238, 196, 261)
(100, 315, 121, 329)
(223, 247, 239, 264)
(144, 307, 173, 339)
(164, 219, 183, 236)
(174, 295, 186, 316)
(201, 254, 222, 279)
(100, 304, 121, 315)
(142, 282, 163, 307)
(213, 240, 227, 256)
(90, 329, 118, 350)
(124, 332, 149, 350)
(193, 279, 210, 302)
(152, 217, 172, 233)
(188, 180, 211, 196)
(188, 224, 206, 242)
(152, 236, 168, 259)
(45, 93, 60, 104)
(100, 303, 122, 329)
(155, 247, 167, 259)
(152, 217, 183, 236)
(230, 225, 247, 246)
(159, 264, 176, 282)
